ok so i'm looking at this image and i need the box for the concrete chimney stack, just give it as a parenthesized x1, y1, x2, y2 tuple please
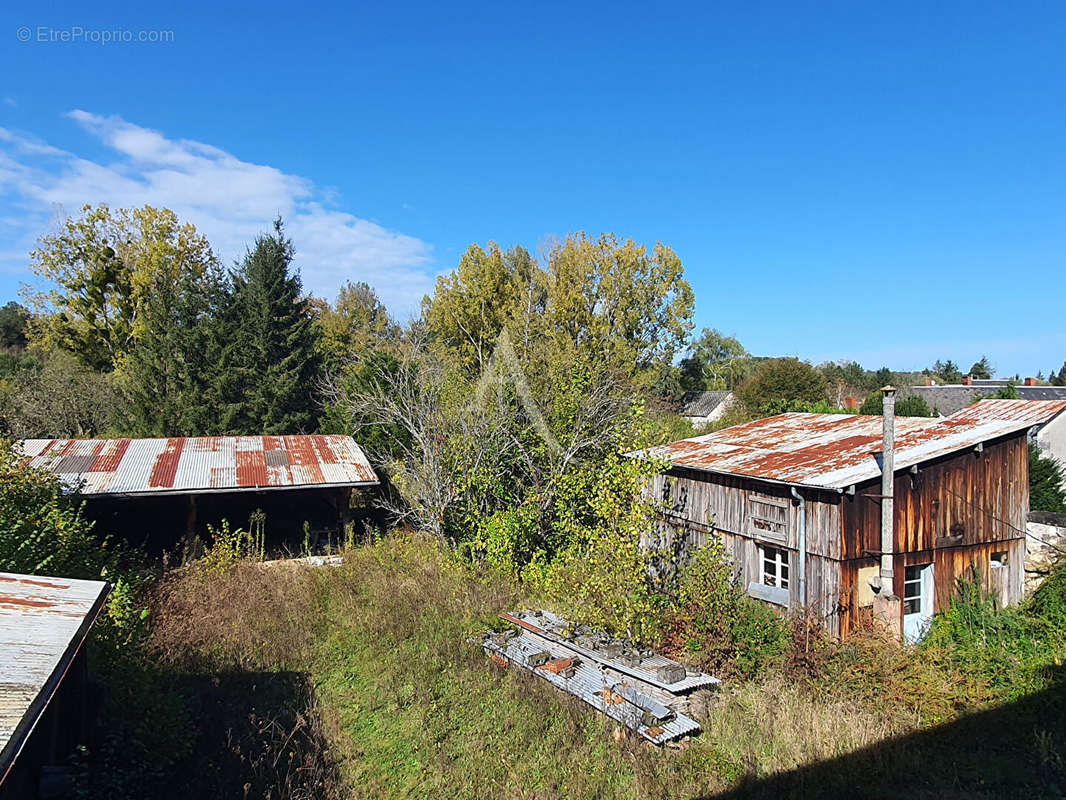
(880, 386, 896, 588)
(871, 385, 903, 637)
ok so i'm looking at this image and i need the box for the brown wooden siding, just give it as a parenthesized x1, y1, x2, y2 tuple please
(837, 539, 1025, 637)
(840, 433, 1029, 560)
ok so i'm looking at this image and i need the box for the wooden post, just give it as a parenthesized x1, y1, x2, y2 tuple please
(182, 495, 199, 564)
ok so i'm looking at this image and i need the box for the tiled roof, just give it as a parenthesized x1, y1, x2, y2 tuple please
(911, 385, 1066, 416)
(679, 391, 733, 418)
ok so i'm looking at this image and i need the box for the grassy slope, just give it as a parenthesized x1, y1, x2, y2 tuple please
(146, 536, 1066, 799)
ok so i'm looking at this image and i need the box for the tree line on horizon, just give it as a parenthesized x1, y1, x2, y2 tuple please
(1, 201, 1064, 570)
(0, 202, 1063, 447)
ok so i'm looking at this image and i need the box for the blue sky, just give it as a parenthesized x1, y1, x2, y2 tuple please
(2, 1, 1064, 377)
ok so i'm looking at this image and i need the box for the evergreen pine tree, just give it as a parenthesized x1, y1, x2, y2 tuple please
(222, 218, 322, 434)
(118, 263, 225, 435)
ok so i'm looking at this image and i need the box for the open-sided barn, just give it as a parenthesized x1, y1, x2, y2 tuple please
(17, 435, 380, 553)
(643, 396, 1066, 640)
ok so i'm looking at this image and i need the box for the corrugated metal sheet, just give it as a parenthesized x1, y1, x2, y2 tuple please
(0, 573, 108, 782)
(643, 400, 1066, 490)
(502, 610, 719, 693)
(17, 435, 379, 496)
(479, 628, 704, 744)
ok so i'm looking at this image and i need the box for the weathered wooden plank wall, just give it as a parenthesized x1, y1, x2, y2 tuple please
(835, 432, 1029, 636)
(648, 468, 846, 631)
(649, 468, 842, 556)
(840, 432, 1028, 559)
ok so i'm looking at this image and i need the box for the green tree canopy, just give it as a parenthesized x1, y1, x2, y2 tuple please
(734, 358, 827, 416)
(424, 233, 694, 386)
(1030, 444, 1066, 514)
(540, 233, 693, 381)
(114, 260, 228, 436)
(423, 242, 539, 375)
(859, 392, 933, 417)
(680, 328, 749, 390)
(969, 356, 994, 380)
(930, 359, 964, 384)
(0, 302, 29, 349)
(1050, 362, 1066, 386)
(28, 205, 217, 371)
(317, 281, 400, 371)
(0, 351, 117, 438)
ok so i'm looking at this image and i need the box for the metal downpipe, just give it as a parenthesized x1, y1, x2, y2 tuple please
(791, 486, 806, 611)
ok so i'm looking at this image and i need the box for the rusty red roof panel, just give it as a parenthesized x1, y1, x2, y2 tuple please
(643, 399, 1066, 490)
(148, 438, 185, 488)
(16, 435, 378, 496)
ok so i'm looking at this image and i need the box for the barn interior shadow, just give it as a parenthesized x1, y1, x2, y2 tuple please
(91, 669, 341, 800)
(701, 664, 1066, 800)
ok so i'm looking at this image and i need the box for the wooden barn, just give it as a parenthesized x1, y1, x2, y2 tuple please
(643, 395, 1066, 640)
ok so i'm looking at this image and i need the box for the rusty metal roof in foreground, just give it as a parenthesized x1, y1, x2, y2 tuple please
(17, 435, 379, 496)
(645, 399, 1066, 491)
(1, 572, 108, 784)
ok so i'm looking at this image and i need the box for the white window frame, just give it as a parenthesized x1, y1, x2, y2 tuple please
(748, 544, 791, 607)
(760, 544, 790, 590)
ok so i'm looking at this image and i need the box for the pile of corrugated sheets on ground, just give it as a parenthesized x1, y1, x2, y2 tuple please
(475, 609, 719, 745)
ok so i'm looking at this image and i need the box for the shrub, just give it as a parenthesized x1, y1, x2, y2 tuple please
(541, 452, 668, 643)
(1028, 556, 1066, 631)
(197, 517, 264, 576)
(672, 541, 788, 678)
(0, 438, 127, 580)
(859, 392, 932, 417)
(922, 566, 1066, 701)
(467, 504, 543, 577)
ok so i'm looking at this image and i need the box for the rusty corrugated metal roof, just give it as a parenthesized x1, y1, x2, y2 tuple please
(17, 435, 379, 496)
(1, 572, 108, 784)
(645, 399, 1066, 490)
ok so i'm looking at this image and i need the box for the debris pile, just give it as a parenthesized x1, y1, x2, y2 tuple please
(475, 609, 719, 745)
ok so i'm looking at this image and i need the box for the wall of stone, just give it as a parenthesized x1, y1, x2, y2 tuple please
(1025, 511, 1066, 594)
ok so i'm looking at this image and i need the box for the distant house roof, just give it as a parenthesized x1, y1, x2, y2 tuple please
(1, 572, 108, 785)
(679, 391, 733, 418)
(643, 399, 1066, 491)
(912, 384, 1066, 416)
(17, 435, 379, 497)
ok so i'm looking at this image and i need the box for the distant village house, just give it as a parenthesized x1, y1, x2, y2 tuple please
(911, 377, 1066, 470)
(678, 391, 735, 430)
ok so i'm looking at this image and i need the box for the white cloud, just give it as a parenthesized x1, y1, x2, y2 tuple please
(0, 112, 436, 315)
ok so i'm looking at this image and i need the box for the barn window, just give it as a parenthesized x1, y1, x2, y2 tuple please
(748, 494, 788, 543)
(903, 566, 924, 615)
(990, 551, 1008, 568)
(759, 545, 790, 590)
